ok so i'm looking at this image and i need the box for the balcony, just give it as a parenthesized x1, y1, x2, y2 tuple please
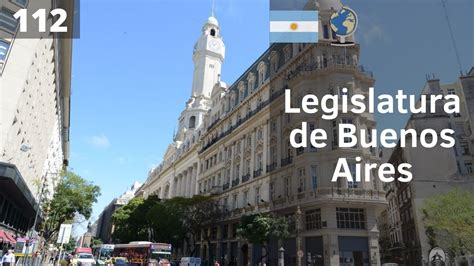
(242, 174, 250, 183)
(266, 162, 277, 173)
(253, 168, 262, 178)
(199, 85, 288, 153)
(281, 156, 293, 167)
(222, 183, 230, 191)
(296, 147, 304, 156)
(271, 188, 386, 207)
(232, 178, 240, 187)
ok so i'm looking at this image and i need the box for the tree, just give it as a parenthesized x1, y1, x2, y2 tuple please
(422, 187, 474, 257)
(176, 195, 223, 258)
(40, 171, 101, 244)
(112, 196, 153, 243)
(237, 214, 290, 264)
(91, 238, 103, 247)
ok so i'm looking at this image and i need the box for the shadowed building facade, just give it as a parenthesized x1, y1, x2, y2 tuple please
(0, 0, 73, 244)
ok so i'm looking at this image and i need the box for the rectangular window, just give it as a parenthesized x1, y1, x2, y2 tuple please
(285, 213, 296, 231)
(347, 163, 358, 188)
(285, 177, 291, 196)
(447, 88, 456, 95)
(465, 162, 473, 174)
(336, 208, 365, 229)
(311, 166, 318, 190)
(12, 0, 28, 7)
(223, 224, 229, 239)
(256, 153, 263, 170)
(298, 168, 305, 193)
(270, 182, 275, 200)
(332, 121, 338, 149)
(232, 223, 238, 238)
(306, 209, 321, 230)
(0, 8, 18, 33)
(0, 39, 10, 62)
(243, 190, 248, 205)
(255, 187, 261, 204)
(232, 194, 238, 209)
(323, 24, 329, 39)
(460, 141, 470, 155)
(340, 118, 355, 146)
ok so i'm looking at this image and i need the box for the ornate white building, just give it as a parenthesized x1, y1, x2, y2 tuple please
(142, 0, 387, 265)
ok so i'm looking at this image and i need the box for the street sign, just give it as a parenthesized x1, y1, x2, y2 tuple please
(57, 224, 72, 244)
(297, 250, 304, 258)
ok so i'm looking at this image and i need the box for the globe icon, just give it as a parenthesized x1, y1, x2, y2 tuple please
(330, 7, 358, 37)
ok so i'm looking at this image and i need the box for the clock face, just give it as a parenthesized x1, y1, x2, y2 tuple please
(209, 39, 220, 52)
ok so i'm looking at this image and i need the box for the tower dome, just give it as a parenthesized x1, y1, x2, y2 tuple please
(206, 16, 219, 27)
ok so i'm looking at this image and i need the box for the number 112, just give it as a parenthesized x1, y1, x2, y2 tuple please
(13, 8, 68, 33)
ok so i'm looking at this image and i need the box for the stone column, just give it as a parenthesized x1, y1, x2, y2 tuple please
(366, 208, 381, 266)
(182, 170, 188, 197)
(323, 234, 339, 266)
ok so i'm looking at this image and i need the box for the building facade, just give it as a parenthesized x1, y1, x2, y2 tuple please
(0, 0, 73, 242)
(95, 182, 142, 243)
(142, 0, 388, 265)
(380, 69, 474, 266)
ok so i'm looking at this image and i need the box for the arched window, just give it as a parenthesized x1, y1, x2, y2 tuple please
(210, 29, 216, 36)
(189, 116, 196, 128)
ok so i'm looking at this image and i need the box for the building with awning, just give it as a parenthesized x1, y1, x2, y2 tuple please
(0, 162, 37, 239)
(0, 0, 74, 240)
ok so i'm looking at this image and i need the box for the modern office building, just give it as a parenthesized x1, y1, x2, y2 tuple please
(380, 69, 474, 266)
(0, 0, 73, 242)
(142, 0, 388, 265)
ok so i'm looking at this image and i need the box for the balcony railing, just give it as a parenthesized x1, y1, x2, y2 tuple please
(242, 174, 250, 183)
(266, 162, 277, 173)
(281, 156, 293, 167)
(254, 168, 262, 178)
(232, 178, 240, 187)
(271, 188, 386, 207)
(199, 85, 288, 153)
(222, 183, 230, 191)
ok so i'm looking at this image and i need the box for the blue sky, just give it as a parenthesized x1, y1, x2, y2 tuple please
(70, 0, 473, 234)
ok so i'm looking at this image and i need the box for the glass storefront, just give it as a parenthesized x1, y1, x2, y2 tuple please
(338, 236, 369, 266)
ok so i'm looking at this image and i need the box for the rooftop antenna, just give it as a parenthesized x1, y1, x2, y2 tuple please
(441, 0, 463, 76)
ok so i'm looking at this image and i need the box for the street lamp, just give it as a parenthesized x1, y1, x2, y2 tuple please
(278, 247, 285, 266)
(25, 171, 60, 265)
(295, 205, 302, 266)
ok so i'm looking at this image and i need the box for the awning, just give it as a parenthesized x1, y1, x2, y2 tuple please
(5, 231, 17, 244)
(0, 230, 16, 244)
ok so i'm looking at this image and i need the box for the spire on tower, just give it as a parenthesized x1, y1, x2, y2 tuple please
(211, 0, 215, 17)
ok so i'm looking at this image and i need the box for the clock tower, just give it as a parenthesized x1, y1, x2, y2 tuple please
(175, 15, 225, 140)
(191, 15, 225, 98)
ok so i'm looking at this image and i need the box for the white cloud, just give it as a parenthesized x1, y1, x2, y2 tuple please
(88, 134, 111, 149)
(361, 23, 387, 44)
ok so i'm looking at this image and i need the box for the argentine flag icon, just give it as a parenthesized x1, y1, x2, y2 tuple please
(270, 11, 319, 43)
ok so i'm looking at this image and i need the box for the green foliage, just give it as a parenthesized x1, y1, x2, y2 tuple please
(237, 214, 290, 245)
(237, 214, 289, 263)
(422, 187, 474, 255)
(91, 238, 103, 246)
(63, 238, 77, 252)
(41, 171, 101, 244)
(112, 195, 221, 257)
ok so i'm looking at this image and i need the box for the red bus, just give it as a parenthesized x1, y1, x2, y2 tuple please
(112, 241, 171, 266)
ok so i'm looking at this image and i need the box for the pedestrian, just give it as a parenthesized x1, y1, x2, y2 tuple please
(1, 249, 15, 266)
